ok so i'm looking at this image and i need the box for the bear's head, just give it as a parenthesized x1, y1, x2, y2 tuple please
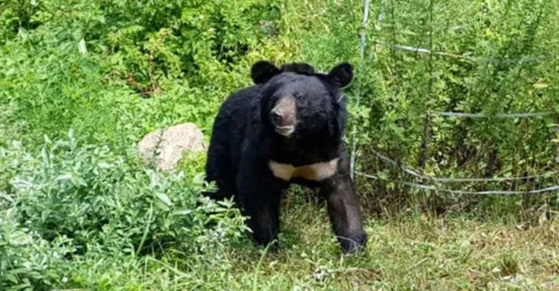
(251, 61, 353, 139)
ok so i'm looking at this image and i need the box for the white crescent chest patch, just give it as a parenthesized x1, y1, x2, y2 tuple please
(268, 158, 339, 181)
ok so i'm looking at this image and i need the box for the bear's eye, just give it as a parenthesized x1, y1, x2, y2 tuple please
(294, 92, 305, 100)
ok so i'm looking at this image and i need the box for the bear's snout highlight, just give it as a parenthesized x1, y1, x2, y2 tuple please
(271, 96, 297, 137)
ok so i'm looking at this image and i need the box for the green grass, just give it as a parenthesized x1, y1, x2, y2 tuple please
(245, 203, 559, 290)
(60, 192, 559, 290)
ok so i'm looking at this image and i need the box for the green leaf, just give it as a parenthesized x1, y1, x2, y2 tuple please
(172, 209, 192, 216)
(156, 193, 172, 207)
(56, 174, 73, 181)
(78, 39, 87, 55)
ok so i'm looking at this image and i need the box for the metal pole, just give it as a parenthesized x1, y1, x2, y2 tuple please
(350, 0, 371, 179)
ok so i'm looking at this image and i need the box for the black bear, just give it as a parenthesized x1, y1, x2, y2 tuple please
(205, 61, 367, 254)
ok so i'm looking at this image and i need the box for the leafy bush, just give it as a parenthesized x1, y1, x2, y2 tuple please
(0, 133, 247, 289)
(0, 0, 280, 93)
(354, 0, 559, 210)
(0, 208, 74, 290)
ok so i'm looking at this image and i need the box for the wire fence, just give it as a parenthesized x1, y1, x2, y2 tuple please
(429, 111, 558, 119)
(355, 110, 559, 195)
(355, 148, 559, 195)
(350, 0, 559, 196)
(355, 171, 559, 195)
(374, 41, 551, 64)
(354, 108, 559, 195)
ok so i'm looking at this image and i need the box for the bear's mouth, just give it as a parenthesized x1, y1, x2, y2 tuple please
(275, 125, 295, 137)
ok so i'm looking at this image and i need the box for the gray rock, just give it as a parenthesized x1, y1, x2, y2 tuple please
(138, 123, 207, 171)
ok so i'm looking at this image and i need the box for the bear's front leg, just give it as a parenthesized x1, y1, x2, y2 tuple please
(243, 194, 282, 249)
(237, 154, 287, 249)
(320, 173, 367, 254)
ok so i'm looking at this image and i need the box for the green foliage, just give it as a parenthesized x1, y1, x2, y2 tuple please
(100, 0, 281, 92)
(0, 133, 247, 290)
(1, 0, 559, 289)
(353, 0, 559, 210)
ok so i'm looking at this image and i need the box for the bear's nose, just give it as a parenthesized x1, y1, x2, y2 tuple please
(271, 109, 293, 127)
(271, 96, 297, 127)
(271, 110, 283, 121)
(272, 109, 287, 122)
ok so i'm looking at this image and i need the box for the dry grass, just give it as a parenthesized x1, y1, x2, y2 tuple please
(204, 193, 559, 291)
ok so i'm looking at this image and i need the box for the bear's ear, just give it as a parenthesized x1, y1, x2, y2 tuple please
(327, 62, 353, 88)
(251, 61, 281, 84)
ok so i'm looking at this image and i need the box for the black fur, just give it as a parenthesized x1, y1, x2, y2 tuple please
(280, 63, 316, 75)
(205, 61, 367, 254)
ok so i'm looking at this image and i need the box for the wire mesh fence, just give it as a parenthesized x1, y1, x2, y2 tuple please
(350, 0, 559, 197)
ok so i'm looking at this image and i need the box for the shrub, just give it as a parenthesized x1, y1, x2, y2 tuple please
(0, 132, 248, 289)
